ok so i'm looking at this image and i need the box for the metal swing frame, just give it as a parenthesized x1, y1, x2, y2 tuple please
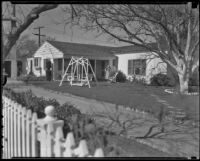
(59, 56, 97, 88)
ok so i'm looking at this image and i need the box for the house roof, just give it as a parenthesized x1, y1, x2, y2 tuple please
(111, 43, 164, 54)
(47, 40, 116, 58)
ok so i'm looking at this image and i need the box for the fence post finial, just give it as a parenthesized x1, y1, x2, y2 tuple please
(38, 105, 57, 126)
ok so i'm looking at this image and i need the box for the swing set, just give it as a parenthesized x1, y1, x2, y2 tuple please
(59, 56, 97, 88)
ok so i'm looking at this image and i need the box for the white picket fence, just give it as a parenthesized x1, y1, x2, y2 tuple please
(2, 96, 104, 158)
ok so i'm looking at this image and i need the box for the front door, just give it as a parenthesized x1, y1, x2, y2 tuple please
(46, 59, 52, 81)
(101, 60, 108, 78)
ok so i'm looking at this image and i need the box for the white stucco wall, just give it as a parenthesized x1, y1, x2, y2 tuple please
(115, 52, 167, 83)
(26, 42, 64, 77)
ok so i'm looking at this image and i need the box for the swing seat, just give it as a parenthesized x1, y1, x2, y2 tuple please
(71, 82, 83, 86)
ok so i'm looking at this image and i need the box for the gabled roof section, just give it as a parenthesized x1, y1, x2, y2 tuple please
(46, 40, 116, 58)
(111, 43, 166, 54)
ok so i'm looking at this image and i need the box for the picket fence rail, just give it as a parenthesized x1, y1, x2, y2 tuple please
(2, 96, 104, 158)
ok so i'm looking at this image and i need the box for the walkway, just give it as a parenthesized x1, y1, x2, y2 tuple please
(4, 80, 199, 158)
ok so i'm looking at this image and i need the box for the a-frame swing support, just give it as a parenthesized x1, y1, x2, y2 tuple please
(59, 57, 97, 88)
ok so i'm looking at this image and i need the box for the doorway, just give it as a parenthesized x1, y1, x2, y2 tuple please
(4, 61, 11, 77)
(45, 59, 53, 81)
(17, 61, 23, 76)
(30, 60, 33, 74)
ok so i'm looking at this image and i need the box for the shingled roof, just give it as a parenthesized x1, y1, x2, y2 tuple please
(47, 40, 116, 57)
(111, 43, 164, 54)
(46, 40, 166, 56)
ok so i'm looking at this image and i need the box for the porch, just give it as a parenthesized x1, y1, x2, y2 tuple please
(52, 57, 115, 81)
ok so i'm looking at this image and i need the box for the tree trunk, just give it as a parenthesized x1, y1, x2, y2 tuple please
(178, 73, 189, 94)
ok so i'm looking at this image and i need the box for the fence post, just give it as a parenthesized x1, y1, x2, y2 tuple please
(38, 125, 47, 157)
(10, 101, 15, 158)
(22, 107, 27, 157)
(26, 110, 32, 157)
(73, 140, 89, 157)
(17, 105, 22, 157)
(54, 127, 64, 157)
(2, 97, 6, 158)
(46, 123, 54, 157)
(13, 103, 18, 157)
(94, 148, 104, 157)
(63, 132, 76, 157)
(37, 105, 64, 157)
(7, 100, 11, 158)
(31, 112, 38, 157)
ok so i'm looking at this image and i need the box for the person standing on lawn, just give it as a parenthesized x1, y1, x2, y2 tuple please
(46, 60, 52, 81)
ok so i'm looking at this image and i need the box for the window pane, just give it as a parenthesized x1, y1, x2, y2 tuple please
(130, 59, 146, 75)
(135, 67, 140, 75)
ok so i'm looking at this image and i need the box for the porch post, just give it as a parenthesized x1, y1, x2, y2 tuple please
(62, 58, 64, 76)
(109, 59, 113, 66)
(94, 59, 97, 75)
(52, 59, 55, 81)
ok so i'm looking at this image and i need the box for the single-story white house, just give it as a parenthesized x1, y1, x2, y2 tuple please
(27, 41, 116, 81)
(27, 40, 167, 83)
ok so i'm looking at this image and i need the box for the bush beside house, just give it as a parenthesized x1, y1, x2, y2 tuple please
(150, 73, 174, 87)
(116, 71, 126, 83)
(17, 74, 46, 83)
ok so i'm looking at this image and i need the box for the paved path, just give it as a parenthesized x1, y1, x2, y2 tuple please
(4, 81, 199, 158)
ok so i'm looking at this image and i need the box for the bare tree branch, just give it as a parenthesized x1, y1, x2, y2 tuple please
(3, 4, 58, 59)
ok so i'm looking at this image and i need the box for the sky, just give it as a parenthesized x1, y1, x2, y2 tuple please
(2, 3, 129, 47)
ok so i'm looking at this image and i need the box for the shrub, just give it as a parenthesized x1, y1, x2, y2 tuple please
(3, 88, 121, 156)
(150, 73, 173, 86)
(116, 71, 126, 83)
(3, 88, 60, 118)
(129, 75, 147, 85)
(189, 73, 199, 86)
(17, 74, 46, 82)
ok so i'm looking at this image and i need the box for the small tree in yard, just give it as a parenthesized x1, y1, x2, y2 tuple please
(63, 3, 199, 94)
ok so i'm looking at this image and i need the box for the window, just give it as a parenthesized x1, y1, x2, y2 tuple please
(57, 59, 63, 71)
(128, 59, 146, 75)
(34, 58, 41, 67)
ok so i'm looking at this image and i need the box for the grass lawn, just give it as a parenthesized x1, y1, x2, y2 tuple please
(30, 81, 199, 121)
